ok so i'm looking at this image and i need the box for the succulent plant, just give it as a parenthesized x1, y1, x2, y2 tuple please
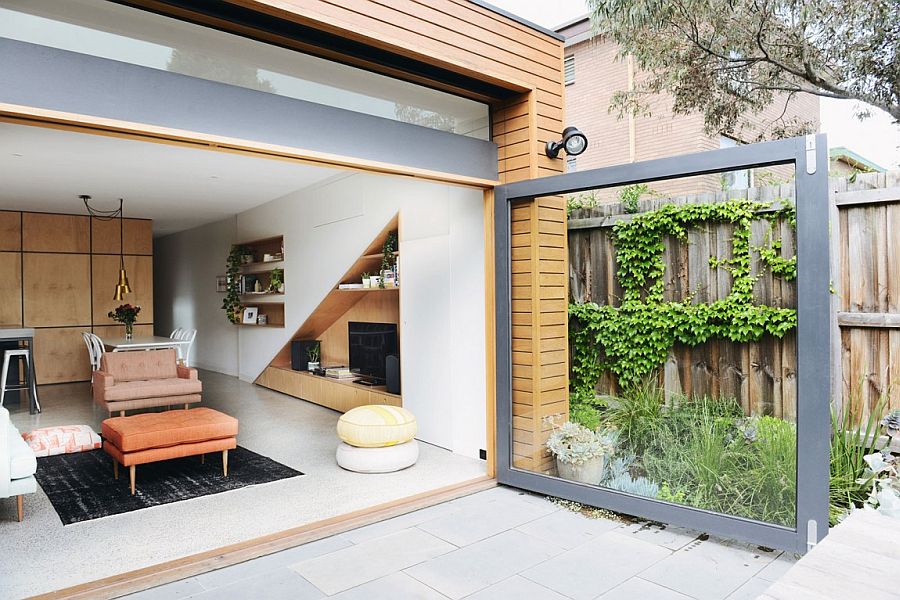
(882, 409, 900, 439)
(605, 472, 660, 498)
(546, 421, 614, 466)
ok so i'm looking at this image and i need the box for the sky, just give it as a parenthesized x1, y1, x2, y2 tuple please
(488, 0, 900, 170)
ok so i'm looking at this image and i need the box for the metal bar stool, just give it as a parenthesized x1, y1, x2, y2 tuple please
(0, 347, 39, 411)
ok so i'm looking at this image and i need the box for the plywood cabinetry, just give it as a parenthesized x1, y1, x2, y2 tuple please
(91, 218, 153, 255)
(23, 253, 91, 327)
(33, 327, 92, 384)
(257, 367, 401, 412)
(0, 210, 154, 383)
(0, 212, 21, 251)
(0, 252, 22, 326)
(22, 213, 90, 253)
(92, 255, 154, 324)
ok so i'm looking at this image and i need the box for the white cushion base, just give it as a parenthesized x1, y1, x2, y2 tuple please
(336, 440, 418, 474)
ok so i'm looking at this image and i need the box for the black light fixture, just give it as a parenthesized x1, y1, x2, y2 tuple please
(545, 126, 588, 159)
(81, 195, 132, 300)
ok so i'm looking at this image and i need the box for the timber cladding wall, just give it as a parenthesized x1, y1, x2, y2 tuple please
(0, 211, 153, 384)
(568, 170, 900, 423)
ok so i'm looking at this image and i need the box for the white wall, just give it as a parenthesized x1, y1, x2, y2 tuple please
(154, 216, 239, 376)
(156, 172, 487, 459)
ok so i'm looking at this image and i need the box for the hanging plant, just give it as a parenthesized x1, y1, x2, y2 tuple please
(379, 231, 398, 289)
(222, 246, 245, 323)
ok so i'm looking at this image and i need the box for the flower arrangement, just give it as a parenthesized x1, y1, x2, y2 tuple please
(546, 420, 614, 466)
(108, 303, 141, 338)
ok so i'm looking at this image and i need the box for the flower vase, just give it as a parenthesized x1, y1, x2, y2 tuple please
(125, 322, 134, 340)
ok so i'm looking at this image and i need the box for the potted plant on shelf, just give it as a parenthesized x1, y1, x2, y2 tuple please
(306, 342, 320, 372)
(361, 272, 371, 288)
(379, 231, 398, 288)
(238, 245, 254, 265)
(268, 267, 284, 293)
(108, 304, 141, 340)
(546, 420, 614, 485)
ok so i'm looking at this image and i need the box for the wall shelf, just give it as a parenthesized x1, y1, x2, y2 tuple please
(334, 287, 399, 293)
(230, 235, 285, 327)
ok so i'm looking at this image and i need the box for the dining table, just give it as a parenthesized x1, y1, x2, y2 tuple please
(103, 336, 192, 354)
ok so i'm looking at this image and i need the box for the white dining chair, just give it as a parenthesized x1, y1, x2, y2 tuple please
(81, 332, 104, 388)
(170, 328, 197, 366)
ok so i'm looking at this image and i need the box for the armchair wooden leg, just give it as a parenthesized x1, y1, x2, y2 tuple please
(129, 465, 136, 495)
(16, 495, 23, 522)
(223, 449, 228, 477)
(113, 460, 119, 480)
(200, 453, 205, 465)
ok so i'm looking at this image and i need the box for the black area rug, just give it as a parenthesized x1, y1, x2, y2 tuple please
(35, 447, 304, 525)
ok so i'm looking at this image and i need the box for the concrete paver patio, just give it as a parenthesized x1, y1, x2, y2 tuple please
(125, 486, 797, 599)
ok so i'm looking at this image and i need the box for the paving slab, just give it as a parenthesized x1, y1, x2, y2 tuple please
(406, 529, 564, 599)
(516, 509, 621, 550)
(521, 531, 671, 600)
(418, 494, 557, 547)
(290, 528, 454, 595)
(329, 572, 449, 599)
(640, 536, 777, 600)
(463, 575, 570, 600)
(597, 577, 693, 600)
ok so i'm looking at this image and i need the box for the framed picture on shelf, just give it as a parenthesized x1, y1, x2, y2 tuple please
(216, 275, 227, 293)
(242, 306, 258, 324)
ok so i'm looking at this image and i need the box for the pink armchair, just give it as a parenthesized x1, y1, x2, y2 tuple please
(92, 348, 202, 416)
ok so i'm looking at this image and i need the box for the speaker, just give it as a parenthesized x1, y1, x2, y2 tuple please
(291, 340, 320, 371)
(385, 354, 400, 395)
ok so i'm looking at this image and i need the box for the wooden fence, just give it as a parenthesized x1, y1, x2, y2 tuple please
(568, 171, 900, 421)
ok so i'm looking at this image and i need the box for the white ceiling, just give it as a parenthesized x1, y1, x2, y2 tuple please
(0, 122, 340, 235)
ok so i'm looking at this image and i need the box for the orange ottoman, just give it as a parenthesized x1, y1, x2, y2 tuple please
(102, 408, 239, 495)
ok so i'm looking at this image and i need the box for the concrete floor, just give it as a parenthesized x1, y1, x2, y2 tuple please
(127, 485, 798, 600)
(0, 371, 485, 600)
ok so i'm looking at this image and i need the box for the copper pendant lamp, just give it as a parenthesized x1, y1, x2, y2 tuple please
(80, 195, 132, 300)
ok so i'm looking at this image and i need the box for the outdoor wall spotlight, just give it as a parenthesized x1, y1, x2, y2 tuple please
(545, 126, 588, 159)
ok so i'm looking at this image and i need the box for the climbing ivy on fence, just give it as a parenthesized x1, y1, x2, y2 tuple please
(570, 198, 798, 396)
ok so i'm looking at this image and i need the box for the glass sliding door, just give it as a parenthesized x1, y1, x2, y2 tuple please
(496, 135, 830, 554)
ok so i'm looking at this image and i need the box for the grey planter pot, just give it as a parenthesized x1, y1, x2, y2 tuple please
(556, 455, 605, 485)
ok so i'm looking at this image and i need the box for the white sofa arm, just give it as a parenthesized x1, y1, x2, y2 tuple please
(0, 407, 10, 498)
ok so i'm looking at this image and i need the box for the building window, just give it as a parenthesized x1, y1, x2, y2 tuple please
(564, 55, 575, 86)
(719, 136, 752, 189)
(0, 0, 490, 139)
(566, 156, 577, 172)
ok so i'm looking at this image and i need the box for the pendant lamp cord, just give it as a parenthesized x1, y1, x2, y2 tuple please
(81, 195, 127, 271)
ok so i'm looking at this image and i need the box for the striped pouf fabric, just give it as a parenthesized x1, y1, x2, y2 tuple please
(336, 405, 417, 448)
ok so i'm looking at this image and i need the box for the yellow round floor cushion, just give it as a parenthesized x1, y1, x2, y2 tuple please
(337, 405, 417, 448)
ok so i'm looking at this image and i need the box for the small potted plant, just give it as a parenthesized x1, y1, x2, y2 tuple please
(108, 304, 141, 340)
(546, 420, 613, 485)
(268, 268, 284, 293)
(361, 272, 372, 288)
(379, 231, 398, 289)
(306, 342, 320, 372)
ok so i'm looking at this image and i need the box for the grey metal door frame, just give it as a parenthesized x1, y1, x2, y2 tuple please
(494, 134, 830, 554)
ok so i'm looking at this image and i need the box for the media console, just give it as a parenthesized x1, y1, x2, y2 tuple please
(258, 367, 401, 413)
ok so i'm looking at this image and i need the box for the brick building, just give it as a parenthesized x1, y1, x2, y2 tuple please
(557, 15, 820, 198)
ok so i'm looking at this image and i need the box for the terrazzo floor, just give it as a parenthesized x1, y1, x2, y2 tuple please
(0, 371, 485, 599)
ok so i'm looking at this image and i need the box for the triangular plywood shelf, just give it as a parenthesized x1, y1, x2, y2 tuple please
(263, 213, 399, 372)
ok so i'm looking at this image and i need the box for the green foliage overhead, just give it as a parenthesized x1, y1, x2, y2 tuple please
(570, 199, 797, 394)
(586, 0, 900, 136)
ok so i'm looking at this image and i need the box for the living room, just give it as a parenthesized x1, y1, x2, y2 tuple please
(0, 119, 491, 597)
